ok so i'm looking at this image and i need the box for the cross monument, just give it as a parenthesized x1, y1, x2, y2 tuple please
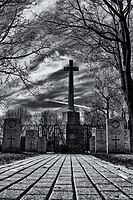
(64, 60, 79, 111)
(63, 60, 83, 153)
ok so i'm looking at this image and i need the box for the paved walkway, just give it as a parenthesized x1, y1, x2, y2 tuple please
(0, 154, 133, 199)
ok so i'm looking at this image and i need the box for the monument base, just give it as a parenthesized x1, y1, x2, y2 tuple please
(66, 111, 83, 153)
(67, 111, 80, 125)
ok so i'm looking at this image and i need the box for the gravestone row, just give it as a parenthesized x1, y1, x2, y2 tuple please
(2, 118, 47, 153)
(1, 116, 131, 154)
(90, 116, 130, 153)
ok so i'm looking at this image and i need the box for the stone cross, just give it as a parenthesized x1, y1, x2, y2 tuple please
(29, 141, 34, 150)
(8, 134, 15, 149)
(40, 145, 43, 151)
(112, 136, 120, 150)
(99, 131, 104, 140)
(64, 60, 79, 111)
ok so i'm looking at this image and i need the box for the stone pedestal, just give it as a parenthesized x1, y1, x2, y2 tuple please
(66, 111, 83, 153)
(67, 111, 80, 125)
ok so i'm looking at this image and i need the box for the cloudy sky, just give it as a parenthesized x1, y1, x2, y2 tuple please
(0, 0, 95, 115)
(1, 55, 95, 115)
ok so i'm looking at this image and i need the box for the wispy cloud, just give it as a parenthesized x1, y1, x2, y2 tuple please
(1, 55, 95, 114)
(0, 0, 96, 115)
(24, 0, 57, 20)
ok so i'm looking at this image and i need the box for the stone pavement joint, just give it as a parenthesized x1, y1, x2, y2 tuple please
(0, 154, 133, 199)
(0, 155, 59, 193)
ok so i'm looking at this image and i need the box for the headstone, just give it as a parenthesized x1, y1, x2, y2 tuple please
(124, 129, 130, 152)
(108, 117, 125, 153)
(25, 130, 38, 152)
(90, 136, 95, 153)
(95, 129, 106, 153)
(20, 136, 25, 152)
(2, 118, 21, 153)
(38, 136, 47, 153)
(83, 124, 90, 152)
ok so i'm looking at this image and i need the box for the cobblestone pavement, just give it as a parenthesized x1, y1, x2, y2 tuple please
(0, 154, 133, 199)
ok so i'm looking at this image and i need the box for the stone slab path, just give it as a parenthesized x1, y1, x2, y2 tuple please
(0, 154, 133, 199)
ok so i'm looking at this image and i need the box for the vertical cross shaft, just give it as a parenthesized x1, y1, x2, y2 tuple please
(69, 60, 74, 110)
(64, 60, 79, 111)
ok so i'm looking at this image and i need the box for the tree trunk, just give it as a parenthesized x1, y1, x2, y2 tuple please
(129, 112, 133, 152)
(106, 99, 109, 119)
(128, 102, 133, 152)
(125, 79, 133, 152)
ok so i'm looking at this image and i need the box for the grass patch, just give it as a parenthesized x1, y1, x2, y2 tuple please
(0, 152, 43, 165)
(93, 153, 133, 169)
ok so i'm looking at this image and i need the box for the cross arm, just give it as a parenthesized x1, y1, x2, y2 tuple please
(64, 67, 79, 71)
(73, 67, 79, 71)
(64, 67, 69, 71)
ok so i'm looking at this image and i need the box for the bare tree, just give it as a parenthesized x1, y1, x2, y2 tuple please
(84, 109, 106, 128)
(0, 0, 52, 95)
(5, 107, 32, 125)
(30, 112, 41, 126)
(39, 110, 58, 141)
(94, 69, 123, 118)
(84, 68, 124, 127)
(4, 106, 32, 135)
(41, 0, 133, 150)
